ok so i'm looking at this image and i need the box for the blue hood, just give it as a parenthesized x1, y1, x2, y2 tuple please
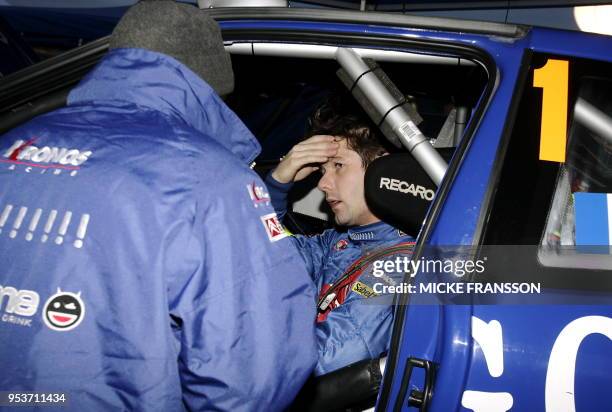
(68, 47, 261, 164)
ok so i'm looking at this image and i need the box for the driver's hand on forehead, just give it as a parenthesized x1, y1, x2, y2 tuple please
(272, 135, 339, 184)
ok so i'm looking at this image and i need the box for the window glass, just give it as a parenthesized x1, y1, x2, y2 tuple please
(540, 77, 612, 269)
(482, 53, 612, 289)
(542, 77, 612, 245)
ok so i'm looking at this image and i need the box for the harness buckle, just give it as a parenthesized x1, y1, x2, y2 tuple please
(318, 292, 337, 312)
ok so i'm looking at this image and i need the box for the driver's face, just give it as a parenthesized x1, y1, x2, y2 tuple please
(317, 138, 379, 227)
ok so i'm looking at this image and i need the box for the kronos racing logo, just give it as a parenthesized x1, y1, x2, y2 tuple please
(3, 139, 92, 167)
(379, 177, 435, 201)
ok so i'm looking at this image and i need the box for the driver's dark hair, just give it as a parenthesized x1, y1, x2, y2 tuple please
(308, 93, 391, 168)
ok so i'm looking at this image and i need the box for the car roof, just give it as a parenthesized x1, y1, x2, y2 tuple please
(208, 7, 528, 38)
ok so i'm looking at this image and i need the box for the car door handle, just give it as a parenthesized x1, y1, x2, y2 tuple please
(393, 357, 437, 412)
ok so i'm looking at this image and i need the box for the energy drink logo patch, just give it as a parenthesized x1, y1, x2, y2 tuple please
(260, 213, 288, 242)
(42, 289, 85, 331)
(0, 284, 39, 327)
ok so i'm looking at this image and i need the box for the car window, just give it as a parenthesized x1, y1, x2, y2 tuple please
(541, 76, 612, 269)
(226, 47, 488, 235)
(482, 52, 612, 289)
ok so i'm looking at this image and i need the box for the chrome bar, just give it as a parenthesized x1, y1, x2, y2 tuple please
(336, 47, 448, 185)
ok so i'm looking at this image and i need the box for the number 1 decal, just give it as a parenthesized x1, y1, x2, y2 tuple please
(533, 59, 569, 163)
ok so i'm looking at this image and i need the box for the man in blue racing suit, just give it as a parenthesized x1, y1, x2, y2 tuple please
(265, 96, 414, 376)
(0, 2, 316, 411)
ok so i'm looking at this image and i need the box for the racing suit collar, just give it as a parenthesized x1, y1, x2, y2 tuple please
(67, 48, 261, 165)
(347, 221, 403, 244)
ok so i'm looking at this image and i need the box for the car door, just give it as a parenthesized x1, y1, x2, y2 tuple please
(380, 28, 612, 412)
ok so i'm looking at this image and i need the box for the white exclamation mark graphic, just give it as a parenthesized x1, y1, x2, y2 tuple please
(10, 207, 27, 239)
(0, 204, 13, 234)
(73, 214, 90, 249)
(55, 211, 72, 245)
(41, 210, 57, 243)
(25, 208, 43, 241)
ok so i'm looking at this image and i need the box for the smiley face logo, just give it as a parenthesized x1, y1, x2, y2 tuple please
(42, 289, 85, 331)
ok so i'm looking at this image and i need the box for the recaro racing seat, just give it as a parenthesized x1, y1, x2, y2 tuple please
(365, 149, 455, 236)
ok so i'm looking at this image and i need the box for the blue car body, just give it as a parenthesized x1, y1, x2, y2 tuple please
(372, 25, 612, 412)
(0, 5, 610, 411)
(0, 0, 606, 49)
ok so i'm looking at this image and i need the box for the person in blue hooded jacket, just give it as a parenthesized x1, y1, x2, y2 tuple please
(0, 1, 316, 411)
(265, 96, 414, 376)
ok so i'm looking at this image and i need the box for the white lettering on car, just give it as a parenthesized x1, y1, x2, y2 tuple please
(545, 316, 612, 412)
(461, 391, 513, 412)
(461, 316, 514, 411)
(472, 317, 504, 378)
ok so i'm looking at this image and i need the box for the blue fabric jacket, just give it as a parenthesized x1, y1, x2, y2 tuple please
(0, 48, 317, 411)
(265, 174, 414, 376)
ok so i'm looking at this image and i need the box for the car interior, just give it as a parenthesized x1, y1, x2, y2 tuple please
(223, 43, 488, 410)
(0, 38, 489, 411)
(226, 46, 487, 241)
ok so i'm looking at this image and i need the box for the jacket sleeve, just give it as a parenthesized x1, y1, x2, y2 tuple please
(265, 172, 333, 283)
(167, 164, 317, 411)
(264, 171, 293, 221)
